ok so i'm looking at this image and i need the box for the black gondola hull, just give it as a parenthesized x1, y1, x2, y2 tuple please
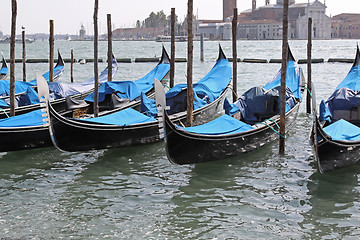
(164, 101, 301, 164)
(0, 126, 51, 152)
(49, 88, 228, 152)
(312, 117, 360, 172)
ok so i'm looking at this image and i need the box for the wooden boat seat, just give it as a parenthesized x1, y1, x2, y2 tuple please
(110, 93, 131, 109)
(65, 96, 89, 111)
(333, 103, 360, 122)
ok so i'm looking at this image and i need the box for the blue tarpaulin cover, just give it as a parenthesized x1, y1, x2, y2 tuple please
(319, 46, 360, 122)
(263, 60, 302, 99)
(164, 58, 231, 115)
(224, 97, 240, 116)
(85, 62, 169, 103)
(323, 119, 360, 141)
(233, 86, 297, 124)
(0, 109, 44, 127)
(335, 66, 360, 91)
(78, 108, 156, 125)
(178, 114, 253, 135)
(50, 58, 118, 100)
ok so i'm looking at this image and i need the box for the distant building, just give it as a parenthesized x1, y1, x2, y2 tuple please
(112, 27, 166, 40)
(331, 14, 360, 39)
(239, 0, 331, 39)
(79, 24, 86, 40)
(223, 0, 237, 22)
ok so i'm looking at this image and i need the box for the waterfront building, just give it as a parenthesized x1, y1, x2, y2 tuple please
(331, 14, 360, 39)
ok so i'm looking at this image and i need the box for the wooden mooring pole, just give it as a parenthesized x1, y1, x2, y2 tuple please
(10, 0, 17, 117)
(170, 8, 175, 88)
(232, 8, 238, 102)
(306, 18, 312, 114)
(186, 0, 194, 127)
(93, 0, 99, 117)
(22, 27, 26, 82)
(107, 13, 112, 82)
(279, 0, 289, 155)
(71, 49, 74, 83)
(200, 33, 204, 62)
(49, 20, 54, 82)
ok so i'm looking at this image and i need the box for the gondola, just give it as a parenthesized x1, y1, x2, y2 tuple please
(44, 45, 232, 152)
(0, 51, 112, 119)
(311, 45, 360, 173)
(0, 50, 66, 118)
(0, 48, 170, 152)
(0, 53, 8, 80)
(162, 46, 304, 164)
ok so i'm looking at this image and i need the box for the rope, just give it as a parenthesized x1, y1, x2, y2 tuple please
(302, 86, 313, 98)
(258, 118, 287, 139)
(161, 79, 171, 89)
(0, 108, 9, 118)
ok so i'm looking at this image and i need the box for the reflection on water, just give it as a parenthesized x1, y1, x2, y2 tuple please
(0, 40, 360, 239)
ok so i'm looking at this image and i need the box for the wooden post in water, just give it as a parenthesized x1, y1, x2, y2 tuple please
(186, 0, 194, 127)
(49, 20, 54, 82)
(232, 8, 238, 102)
(22, 27, 26, 82)
(71, 49, 74, 83)
(279, 0, 289, 154)
(107, 14, 112, 82)
(10, 0, 17, 117)
(306, 18, 312, 114)
(170, 8, 175, 88)
(200, 33, 204, 62)
(93, 0, 99, 117)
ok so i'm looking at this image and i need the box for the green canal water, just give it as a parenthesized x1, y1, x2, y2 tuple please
(0, 40, 360, 239)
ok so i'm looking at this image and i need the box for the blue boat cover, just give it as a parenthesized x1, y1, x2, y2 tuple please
(78, 107, 156, 125)
(233, 86, 297, 124)
(27, 65, 65, 86)
(49, 58, 118, 100)
(224, 97, 240, 116)
(0, 66, 7, 75)
(164, 58, 232, 115)
(0, 109, 44, 127)
(319, 46, 360, 122)
(263, 60, 302, 99)
(85, 62, 169, 103)
(140, 92, 157, 117)
(323, 119, 360, 141)
(178, 114, 253, 135)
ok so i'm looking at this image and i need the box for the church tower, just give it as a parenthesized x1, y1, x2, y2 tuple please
(223, 0, 237, 21)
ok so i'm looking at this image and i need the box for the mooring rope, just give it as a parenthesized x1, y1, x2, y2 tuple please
(258, 118, 287, 139)
(0, 108, 9, 118)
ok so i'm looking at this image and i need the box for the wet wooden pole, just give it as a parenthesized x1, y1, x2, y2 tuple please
(186, 0, 194, 127)
(71, 49, 74, 83)
(200, 33, 204, 62)
(10, 0, 17, 117)
(306, 18, 312, 114)
(107, 14, 112, 82)
(93, 0, 99, 117)
(279, 0, 289, 154)
(49, 20, 54, 82)
(232, 8, 238, 102)
(22, 27, 26, 82)
(170, 8, 175, 88)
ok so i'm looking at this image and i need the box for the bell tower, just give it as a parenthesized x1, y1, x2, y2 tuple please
(223, 0, 237, 21)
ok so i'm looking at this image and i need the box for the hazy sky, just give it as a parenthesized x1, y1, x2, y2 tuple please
(0, 0, 358, 35)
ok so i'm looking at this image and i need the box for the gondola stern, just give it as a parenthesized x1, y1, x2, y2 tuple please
(159, 45, 171, 65)
(217, 44, 227, 61)
(55, 49, 65, 68)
